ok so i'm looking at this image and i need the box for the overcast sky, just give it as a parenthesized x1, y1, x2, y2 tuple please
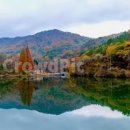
(0, 0, 130, 38)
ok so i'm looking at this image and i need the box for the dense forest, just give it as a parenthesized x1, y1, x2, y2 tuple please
(76, 31, 130, 78)
(1, 31, 130, 78)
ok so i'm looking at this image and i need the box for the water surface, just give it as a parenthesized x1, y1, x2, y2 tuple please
(0, 78, 130, 130)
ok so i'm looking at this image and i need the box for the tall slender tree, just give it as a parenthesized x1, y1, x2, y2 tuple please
(18, 46, 34, 73)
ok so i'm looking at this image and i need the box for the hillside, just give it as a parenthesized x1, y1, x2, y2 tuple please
(0, 29, 92, 59)
(82, 31, 130, 56)
(1, 29, 130, 77)
(78, 31, 130, 78)
(0, 29, 121, 59)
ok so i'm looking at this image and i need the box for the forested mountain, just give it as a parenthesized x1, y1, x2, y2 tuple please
(0, 29, 121, 59)
(0, 29, 91, 59)
(78, 30, 130, 78)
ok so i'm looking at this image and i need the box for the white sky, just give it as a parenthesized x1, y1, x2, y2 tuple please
(0, 0, 130, 38)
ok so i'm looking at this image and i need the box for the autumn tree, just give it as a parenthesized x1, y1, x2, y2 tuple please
(18, 46, 34, 74)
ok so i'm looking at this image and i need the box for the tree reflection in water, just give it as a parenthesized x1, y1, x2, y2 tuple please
(67, 77, 130, 116)
(16, 80, 35, 106)
(0, 78, 130, 115)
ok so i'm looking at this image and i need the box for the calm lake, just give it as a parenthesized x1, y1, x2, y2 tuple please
(0, 78, 130, 130)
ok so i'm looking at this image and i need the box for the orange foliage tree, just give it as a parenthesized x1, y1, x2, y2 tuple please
(18, 46, 34, 73)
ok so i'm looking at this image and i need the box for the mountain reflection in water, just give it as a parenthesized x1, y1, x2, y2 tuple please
(0, 78, 130, 116)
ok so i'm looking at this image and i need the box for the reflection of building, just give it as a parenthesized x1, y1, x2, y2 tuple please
(18, 46, 34, 73)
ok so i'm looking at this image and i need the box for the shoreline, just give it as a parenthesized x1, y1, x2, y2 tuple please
(0, 73, 130, 80)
